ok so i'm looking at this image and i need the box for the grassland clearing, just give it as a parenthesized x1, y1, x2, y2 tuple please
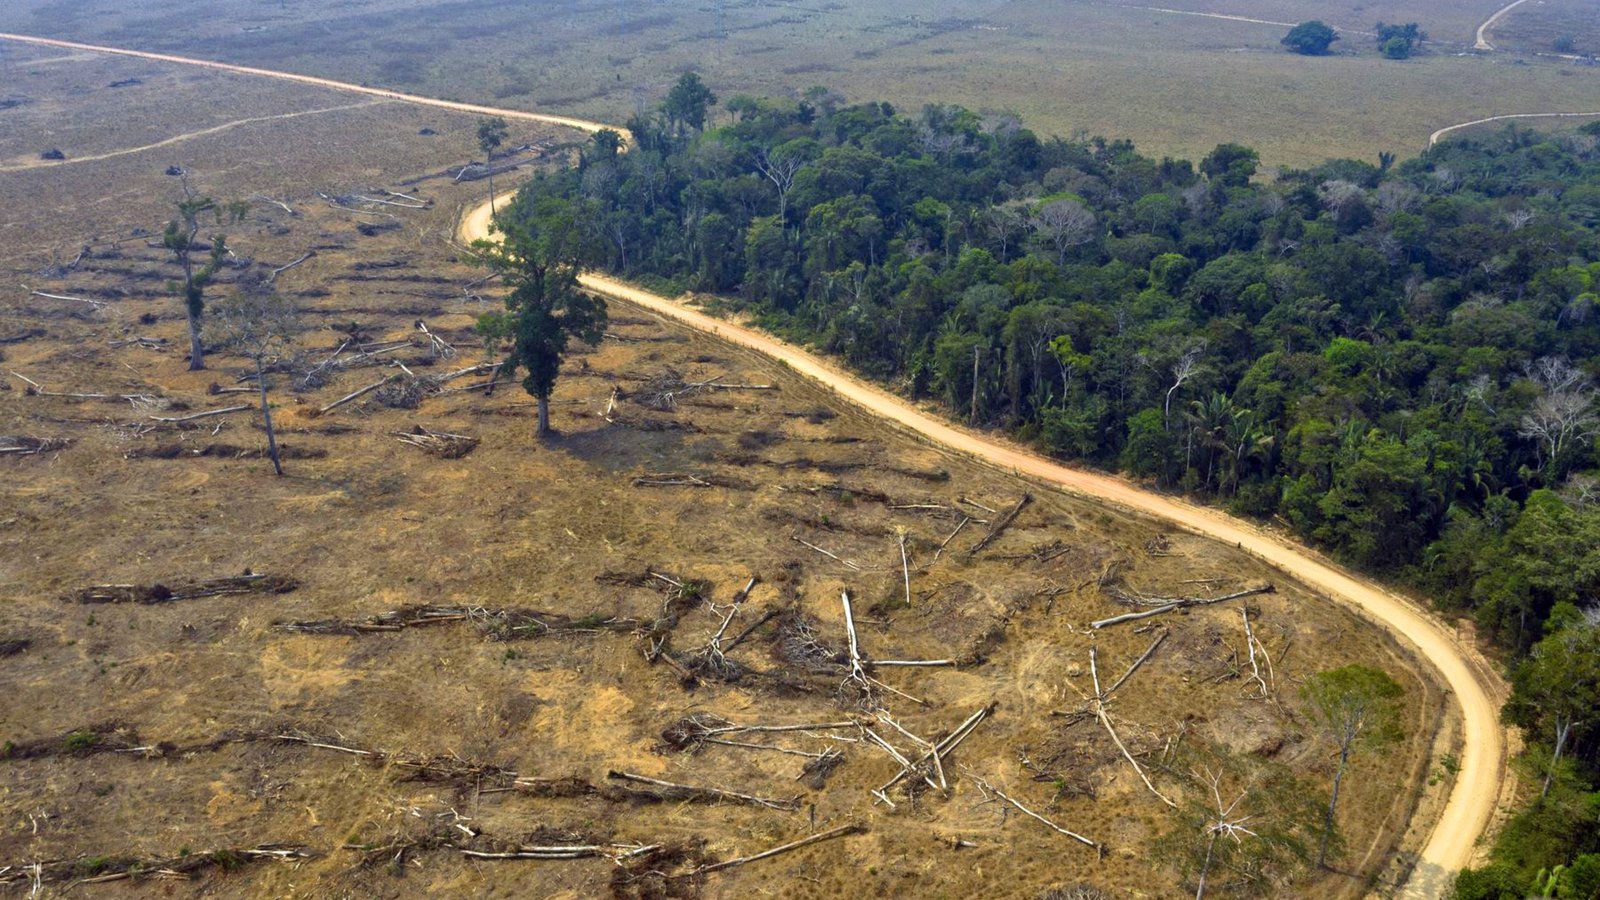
(0, 0, 1596, 169)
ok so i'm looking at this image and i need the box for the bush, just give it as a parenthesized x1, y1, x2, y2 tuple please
(1451, 864, 1521, 900)
(1282, 21, 1339, 55)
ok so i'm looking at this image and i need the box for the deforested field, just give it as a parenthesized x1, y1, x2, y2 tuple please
(0, 45, 1459, 899)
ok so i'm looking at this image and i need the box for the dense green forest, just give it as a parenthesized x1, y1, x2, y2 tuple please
(498, 77, 1600, 897)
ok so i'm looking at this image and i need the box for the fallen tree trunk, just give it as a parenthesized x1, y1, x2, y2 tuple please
(966, 493, 1031, 555)
(1089, 585, 1273, 629)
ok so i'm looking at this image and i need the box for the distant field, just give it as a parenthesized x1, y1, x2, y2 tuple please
(1490, 0, 1600, 56)
(0, 0, 1596, 166)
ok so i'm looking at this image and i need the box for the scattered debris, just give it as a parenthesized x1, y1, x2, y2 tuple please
(0, 435, 71, 456)
(68, 572, 298, 604)
(392, 426, 479, 458)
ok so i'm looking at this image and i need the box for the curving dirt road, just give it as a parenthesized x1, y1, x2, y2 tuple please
(464, 193, 1504, 898)
(1431, 111, 1600, 145)
(1475, 0, 1535, 50)
(0, 28, 1506, 898)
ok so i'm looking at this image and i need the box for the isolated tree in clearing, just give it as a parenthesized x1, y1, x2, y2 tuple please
(472, 184, 606, 437)
(163, 191, 228, 371)
(477, 115, 509, 215)
(208, 292, 299, 475)
(1282, 21, 1339, 55)
(1300, 665, 1403, 866)
(1374, 22, 1426, 59)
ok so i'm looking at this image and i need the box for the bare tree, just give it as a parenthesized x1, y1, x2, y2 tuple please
(208, 292, 299, 476)
(1518, 357, 1599, 474)
(983, 200, 1030, 261)
(1164, 342, 1207, 429)
(754, 146, 803, 222)
(1301, 666, 1402, 867)
(1030, 198, 1097, 265)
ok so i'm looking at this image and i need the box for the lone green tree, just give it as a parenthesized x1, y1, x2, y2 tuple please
(663, 71, 717, 139)
(163, 192, 228, 370)
(1301, 665, 1404, 866)
(472, 186, 606, 437)
(477, 116, 509, 215)
(207, 291, 299, 476)
(1282, 21, 1339, 55)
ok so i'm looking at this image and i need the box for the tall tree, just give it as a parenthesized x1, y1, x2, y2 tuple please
(663, 71, 717, 138)
(472, 187, 606, 436)
(1301, 665, 1404, 866)
(478, 116, 510, 216)
(208, 292, 299, 476)
(163, 190, 228, 371)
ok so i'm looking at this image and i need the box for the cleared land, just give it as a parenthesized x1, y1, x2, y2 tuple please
(0, 0, 1596, 167)
(0, 52, 1456, 898)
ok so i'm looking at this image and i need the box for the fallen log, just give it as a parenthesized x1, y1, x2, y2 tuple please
(966, 771, 1099, 850)
(605, 771, 800, 811)
(699, 823, 866, 874)
(966, 493, 1032, 555)
(319, 374, 400, 414)
(148, 404, 250, 424)
(266, 249, 315, 283)
(1089, 585, 1273, 629)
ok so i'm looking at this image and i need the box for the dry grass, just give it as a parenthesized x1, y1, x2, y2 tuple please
(0, 30, 1457, 900)
(1488, 0, 1600, 56)
(3, 0, 1598, 169)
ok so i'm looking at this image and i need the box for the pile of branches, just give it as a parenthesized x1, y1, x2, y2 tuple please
(771, 611, 848, 676)
(392, 426, 479, 458)
(372, 375, 431, 409)
(274, 604, 636, 640)
(0, 435, 71, 456)
(125, 443, 326, 461)
(1, 723, 149, 760)
(0, 845, 315, 887)
(68, 572, 298, 605)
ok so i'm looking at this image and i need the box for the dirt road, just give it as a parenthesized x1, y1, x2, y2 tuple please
(1475, 0, 1534, 50)
(1431, 111, 1600, 144)
(0, 100, 388, 173)
(0, 32, 617, 137)
(0, 28, 1507, 898)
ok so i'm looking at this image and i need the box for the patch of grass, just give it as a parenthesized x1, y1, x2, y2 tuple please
(62, 730, 100, 752)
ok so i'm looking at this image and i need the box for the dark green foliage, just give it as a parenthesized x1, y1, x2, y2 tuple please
(1375, 22, 1426, 59)
(63, 729, 100, 752)
(473, 180, 607, 436)
(163, 192, 228, 371)
(1282, 21, 1339, 56)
